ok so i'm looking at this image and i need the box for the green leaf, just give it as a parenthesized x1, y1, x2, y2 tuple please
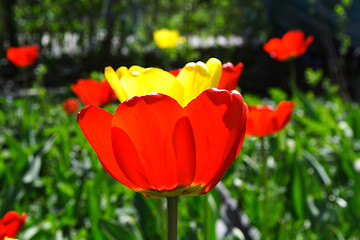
(134, 194, 161, 239)
(100, 219, 139, 240)
(22, 155, 42, 184)
(292, 161, 305, 219)
(303, 151, 331, 186)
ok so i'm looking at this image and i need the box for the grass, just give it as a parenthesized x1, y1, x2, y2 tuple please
(1, 87, 360, 239)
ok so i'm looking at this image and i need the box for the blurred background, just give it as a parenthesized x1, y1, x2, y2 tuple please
(1, 0, 359, 99)
(1, 1, 360, 240)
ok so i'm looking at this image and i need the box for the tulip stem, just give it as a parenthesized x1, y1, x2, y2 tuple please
(289, 61, 297, 97)
(167, 196, 178, 240)
(261, 137, 268, 239)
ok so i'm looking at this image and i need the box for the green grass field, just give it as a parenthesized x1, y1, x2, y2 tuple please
(1, 85, 360, 240)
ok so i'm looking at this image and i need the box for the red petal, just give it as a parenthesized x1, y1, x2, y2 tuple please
(217, 62, 244, 90)
(264, 30, 313, 61)
(298, 35, 314, 55)
(6, 45, 39, 67)
(77, 105, 137, 190)
(111, 93, 196, 191)
(246, 105, 277, 137)
(263, 38, 289, 61)
(71, 79, 116, 106)
(186, 88, 247, 193)
(0, 211, 26, 238)
(283, 30, 305, 49)
(273, 101, 294, 133)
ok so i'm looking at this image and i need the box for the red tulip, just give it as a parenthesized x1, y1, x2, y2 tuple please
(170, 62, 244, 91)
(63, 98, 80, 114)
(71, 79, 117, 106)
(6, 45, 39, 67)
(217, 62, 244, 90)
(78, 88, 247, 198)
(263, 30, 314, 61)
(0, 211, 26, 239)
(246, 101, 294, 137)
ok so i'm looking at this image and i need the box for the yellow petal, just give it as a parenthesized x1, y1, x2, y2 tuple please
(128, 65, 146, 74)
(132, 67, 185, 105)
(105, 66, 129, 103)
(176, 61, 212, 105)
(115, 66, 128, 80)
(206, 58, 222, 87)
(120, 70, 148, 99)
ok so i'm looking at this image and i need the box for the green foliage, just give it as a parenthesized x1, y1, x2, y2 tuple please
(1, 87, 360, 239)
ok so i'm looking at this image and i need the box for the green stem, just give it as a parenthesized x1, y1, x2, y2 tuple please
(203, 195, 209, 240)
(261, 137, 268, 240)
(289, 61, 297, 98)
(167, 197, 178, 240)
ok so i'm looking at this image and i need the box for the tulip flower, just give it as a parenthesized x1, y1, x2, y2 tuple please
(246, 101, 294, 137)
(263, 30, 313, 61)
(153, 28, 185, 49)
(6, 45, 39, 67)
(246, 100, 293, 238)
(0, 211, 26, 240)
(63, 98, 80, 114)
(71, 79, 117, 106)
(78, 88, 247, 198)
(171, 62, 244, 91)
(105, 58, 222, 107)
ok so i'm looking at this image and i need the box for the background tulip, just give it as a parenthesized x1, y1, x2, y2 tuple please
(153, 28, 185, 49)
(78, 88, 247, 198)
(63, 98, 80, 114)
(6, 45, 39, 67)
(71, 79, 116, 106)
(246, 100, 294, 137)
(263, 30, 313, 61)
(0, 211, 26, 239)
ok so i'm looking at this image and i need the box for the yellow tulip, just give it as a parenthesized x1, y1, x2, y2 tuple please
(105, 58, 222, 107)
(153, 28, 185, 49)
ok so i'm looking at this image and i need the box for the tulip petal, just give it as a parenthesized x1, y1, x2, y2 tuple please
(177, 62, 213, 106)
(128, 65, 146, 74)
(115, 66, 128, 79)
(153, 29, 180, 49)
(264, 30, 313, 61)
(206, 58, 222, 88)
(246, 105, 276, 137)
(186, 88, 247, 193)
(300, 35, 314, 55)
(71, 79, 116, 106)
(263, 38, 288, 61)
(6, 45, 39, 67)
(274, 101, 294, 132)
(111, 93, 196, 192)
(245, 101, 294, 136)
(139, 68, 185, 106)
(0, 211, 26, 238)
(105, 67, 130, 102)
(77, 105, 137, 190)
(283, 30, 305, 50)
(217, 62, 244, 90)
